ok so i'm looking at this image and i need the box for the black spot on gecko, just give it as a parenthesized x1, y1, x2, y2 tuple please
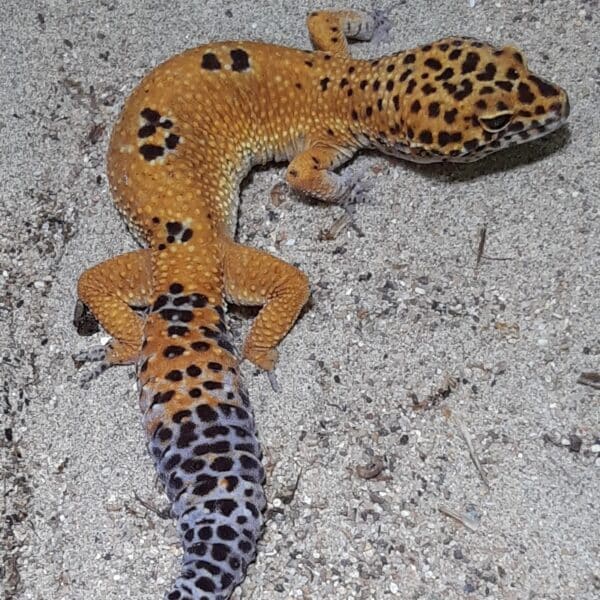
(464, 139, 480, 151)
(160, 308, 192, 322)
(140, 144, 164, 161)
(150, 389, 175, 408)
(141, 108, 160, 123)
(230, 48, 250, 71)
(435, 67, 454, 81)
(419, 130, 433, 144)
(172, 410, 191, 424)
(164, 345, 185, 359)
(186, 364, 202, 377)
(168, 325, 189, 337)
(476, 63, 496, 81)
(518, 82, 535, 103)
(211, 456, 234, 472)
(461, 51, 480, 74)
(138, 124, 156, 138)
(320, 77, 330, 91)
(153, 295, 169, 311)
(201, 52, 221, 70)
(428, 102, 440, 117)
(165, 133, 180, 149)
(203, 381, 223, 391)
(167, 222, 183, 235)
(529, 75, 559, 97)
(454, 79, 473, 101)
(496, 80, 513, 92)
(425, 57, 442, 71)
(217, 338, 235, 354)
(191, 341, 210, 352)
(443, 82, 457, 94)
(399, 69, 412, 82)
(165, 369, 183, 382)
(205, 498, 237, 517)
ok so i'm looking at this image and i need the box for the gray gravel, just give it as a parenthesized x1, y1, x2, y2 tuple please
(1, 1, 599, 599)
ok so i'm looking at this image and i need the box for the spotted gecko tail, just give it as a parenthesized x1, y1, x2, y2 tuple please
(160, 386, 266, 600)
(139, 292, 266, 600)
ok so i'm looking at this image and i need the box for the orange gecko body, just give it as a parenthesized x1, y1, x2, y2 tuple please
(74, 9, 569, 599)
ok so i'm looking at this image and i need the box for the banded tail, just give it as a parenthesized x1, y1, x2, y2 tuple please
(138, 284, 265, 599)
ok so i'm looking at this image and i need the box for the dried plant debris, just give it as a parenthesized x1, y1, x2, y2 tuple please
(451, 411, 490, 488)
(438, 504, 480, 532)
(269, 181, 288, 207)
(355, 455, 385, 479)
(318, 213, 352, 241)
(577, 371, 600, 390)
(411, 373, 459, 410)
(543, 432, 599, 458)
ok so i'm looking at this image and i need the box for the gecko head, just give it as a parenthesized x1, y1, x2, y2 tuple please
(376, 37, 569, 163)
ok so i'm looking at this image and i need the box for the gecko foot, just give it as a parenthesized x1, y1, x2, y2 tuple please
(370, 9, 393, 45)
(72, 344, 110, 387)
(340, 168, 372, 206)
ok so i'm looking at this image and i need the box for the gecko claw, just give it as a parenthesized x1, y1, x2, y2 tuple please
(266, 370, 281, 393)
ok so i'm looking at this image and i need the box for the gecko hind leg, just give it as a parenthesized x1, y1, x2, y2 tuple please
(223, 241, 310, 372)
(73, 249, 154, 384)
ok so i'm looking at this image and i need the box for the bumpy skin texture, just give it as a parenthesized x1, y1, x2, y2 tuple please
(75, 9, 570, 600)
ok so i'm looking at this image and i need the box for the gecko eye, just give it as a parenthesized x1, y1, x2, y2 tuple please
(479, 113, 512, 132)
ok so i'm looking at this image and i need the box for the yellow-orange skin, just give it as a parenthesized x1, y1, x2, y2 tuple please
(77, 7, 569, 421)
(74, 10, 570, 599)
